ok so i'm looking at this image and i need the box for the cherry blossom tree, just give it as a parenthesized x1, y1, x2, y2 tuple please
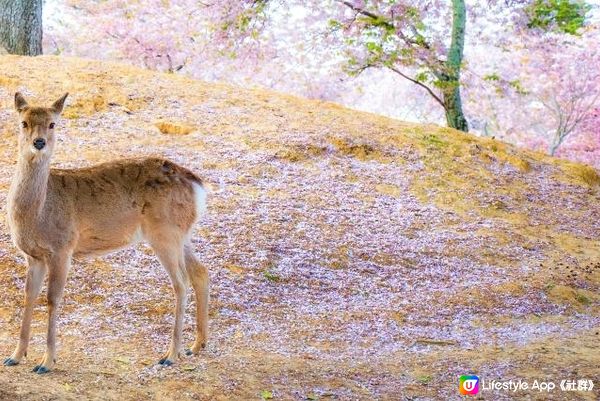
(464, 1, 599, 161)
(41, 0, 600, 167)
(205, 0, 471, 131)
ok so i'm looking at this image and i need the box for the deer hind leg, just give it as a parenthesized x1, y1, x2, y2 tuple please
(3, 256, 47, 367)
(34, 251, 71, 374)
(183, 245, 209, 355)
(147, 236, 188, 366)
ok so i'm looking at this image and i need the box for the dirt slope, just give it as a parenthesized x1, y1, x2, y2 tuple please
(0, 55, 598, 400)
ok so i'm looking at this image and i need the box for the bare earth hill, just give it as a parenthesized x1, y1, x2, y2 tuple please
(0, 56, 598, 400)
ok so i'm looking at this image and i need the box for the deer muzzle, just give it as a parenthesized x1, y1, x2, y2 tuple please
(33, 138, 46, 150)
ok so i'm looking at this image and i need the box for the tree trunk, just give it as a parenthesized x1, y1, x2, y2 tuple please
(0, 0, 43, 56)
(549, 129, 567, 156)
(442, 81, 469, 132)
(441, 0, 468, 132)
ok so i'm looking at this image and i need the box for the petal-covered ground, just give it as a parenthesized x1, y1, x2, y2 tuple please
(0, 56, 598, 400)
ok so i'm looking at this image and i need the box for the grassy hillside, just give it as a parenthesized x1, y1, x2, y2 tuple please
(0, 55, 598, 400)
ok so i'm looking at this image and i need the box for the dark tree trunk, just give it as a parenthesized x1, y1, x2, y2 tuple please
(441, 79, 469, 132)
(0, 0, 43, 56)
(442, 0, 469, 132)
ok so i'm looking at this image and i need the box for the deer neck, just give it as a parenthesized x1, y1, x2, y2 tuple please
(8, 153, 51, 221)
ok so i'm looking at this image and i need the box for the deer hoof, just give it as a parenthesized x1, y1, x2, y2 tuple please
(3, 358, 19, 366)
(32, 365, 50, 374)
(158, 358, 173, 366)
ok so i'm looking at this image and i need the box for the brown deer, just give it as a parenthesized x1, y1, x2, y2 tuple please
(3, 92, 210, 374)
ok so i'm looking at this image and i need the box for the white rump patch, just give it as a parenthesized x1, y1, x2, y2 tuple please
(192, 182, 207, 221)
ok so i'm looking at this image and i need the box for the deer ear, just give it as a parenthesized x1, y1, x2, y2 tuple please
(51, 92, 69, 114)
(15, 92, 28, 112)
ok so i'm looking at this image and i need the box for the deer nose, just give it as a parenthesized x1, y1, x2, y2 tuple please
(33, 138, 46, 150)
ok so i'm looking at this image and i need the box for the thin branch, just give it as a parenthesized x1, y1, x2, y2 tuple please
(388, 66, 446, 110)
(335, 0, 394, 28)
(335, 0, 431, 50)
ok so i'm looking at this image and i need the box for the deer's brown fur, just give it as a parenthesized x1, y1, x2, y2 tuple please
(4, 92, 209, 373)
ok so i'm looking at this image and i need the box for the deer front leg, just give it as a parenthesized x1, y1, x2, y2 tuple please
(33, 252, 70, 374)
(3, 257, 47, 366)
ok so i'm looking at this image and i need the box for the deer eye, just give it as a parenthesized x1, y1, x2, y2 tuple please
(49, 122, 55, 129)
(21, 121, 28, 128)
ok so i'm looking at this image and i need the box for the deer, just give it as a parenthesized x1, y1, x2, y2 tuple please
(2, 92, 210, 374)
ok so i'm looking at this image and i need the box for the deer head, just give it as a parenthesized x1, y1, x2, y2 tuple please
(14, 92, 68, 159)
